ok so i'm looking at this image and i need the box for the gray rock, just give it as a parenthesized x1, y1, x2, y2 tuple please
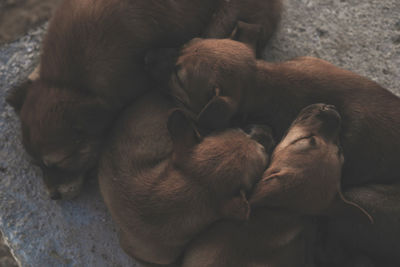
(0, 0, 399, 266)
(0, 24, 139, 267)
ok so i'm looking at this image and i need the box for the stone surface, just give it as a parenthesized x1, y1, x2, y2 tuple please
(0, 0, 399, 266)
(0, 25, 139, 267)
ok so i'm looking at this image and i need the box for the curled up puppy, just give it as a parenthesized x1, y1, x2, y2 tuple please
(182, 104, 371, 267)
(6, 0, 282, 200)
(98, 91, 270, 265)
(168, 36, 400, 190)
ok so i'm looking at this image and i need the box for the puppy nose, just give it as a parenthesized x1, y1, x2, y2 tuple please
(49, 190, 62, 200)
(244, 124, 275, 152)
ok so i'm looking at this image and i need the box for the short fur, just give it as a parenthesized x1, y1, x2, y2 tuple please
(182, 209, 310, 267)
(6, 0, 282, 199)
(98, 91, 268, 265)
(250, 104, 371, 221)
(321, 182, 400, 265)
(169, 38, 400, 188)
(182, 104, 356, 267)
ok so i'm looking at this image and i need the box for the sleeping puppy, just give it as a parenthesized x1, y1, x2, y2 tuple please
(250, 104, 371, 220)
(182, 104, 371, 267)
(6, 0, 282, 199)
(98, 91, 269, 265)
(168, 37, 400, 189)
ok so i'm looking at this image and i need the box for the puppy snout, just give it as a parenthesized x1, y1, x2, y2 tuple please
(244, 124, 275, 153)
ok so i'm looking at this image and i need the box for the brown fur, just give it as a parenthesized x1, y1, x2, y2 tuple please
(182, 104, 355, 267)
(182, 209, 310, 267)
(6, 0, 282, 199)
(321, 182, 400, 265)
(250, 104, 371, 221)
(169, 38, 400, 189)
(98, 91, 269, 265)
(203, 0, 282, 56)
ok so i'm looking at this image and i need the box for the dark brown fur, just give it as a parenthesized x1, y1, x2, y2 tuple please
(182, 209, 310, 267)
(169, 38, 400, 189)
(98, 91, 269, 265)
(321, 182, 400, 265)
(182, 104, 357, 267)
(250, 104, 371, 221)
(6, 0, 282, 199)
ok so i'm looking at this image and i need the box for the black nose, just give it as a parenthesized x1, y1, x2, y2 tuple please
(244, 124, 275, 153)
(49, 190, 62, 200)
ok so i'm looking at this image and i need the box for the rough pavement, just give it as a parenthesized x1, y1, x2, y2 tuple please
(0, 0, 399, 266)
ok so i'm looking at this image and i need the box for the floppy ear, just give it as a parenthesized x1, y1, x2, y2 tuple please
(197, 95, 238, 130)
(6, 65, 40, 114)
(167, 109, 201, 163)
(230, 21, 263, 55)
(6, 80, 32, 113)
(323, 189, 374, 224)
(221, 190, 250, 221)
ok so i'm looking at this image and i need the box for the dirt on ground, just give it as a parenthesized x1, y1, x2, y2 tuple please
(0, 0, 61, 44)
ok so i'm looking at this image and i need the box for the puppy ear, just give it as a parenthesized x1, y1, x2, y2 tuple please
(197, 95, 238, 130)
(167, 109, 201, 162)
(221, 190, 250, 221)
(6, 65, 40, 114)
(230, 21, 263, 55)
(6, 80, 32, 113)
(323, 189, 374, 224)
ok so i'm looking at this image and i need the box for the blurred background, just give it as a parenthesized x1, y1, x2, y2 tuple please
(1, 1, 60, 265)
(0, 0, 61, 44)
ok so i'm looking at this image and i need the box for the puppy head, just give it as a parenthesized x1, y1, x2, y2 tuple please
(7, 80, 112, 199)
(169, 38, 257, 130)
(250, 104, 372, 222)
(167, 110, 271, 221)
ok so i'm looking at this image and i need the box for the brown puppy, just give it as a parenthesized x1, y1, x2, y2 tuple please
(98, 91, 269, 265)
(182, 104, 366, 267)
(250, 104, 371, 220)
(169, 38, 400, 189)
(6, 0, 282, 199)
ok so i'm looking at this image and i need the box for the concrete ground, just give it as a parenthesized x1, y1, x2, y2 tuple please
(0, 0, 399, 266)
(0, 0, 61, 44)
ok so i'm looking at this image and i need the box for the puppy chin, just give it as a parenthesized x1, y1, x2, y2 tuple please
(248, 186, 268, 207)
(48, 175, 85, 200)
(249, 177, 280, 208)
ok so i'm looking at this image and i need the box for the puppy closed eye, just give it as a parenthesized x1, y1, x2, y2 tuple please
(290, 135, 317, 150)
